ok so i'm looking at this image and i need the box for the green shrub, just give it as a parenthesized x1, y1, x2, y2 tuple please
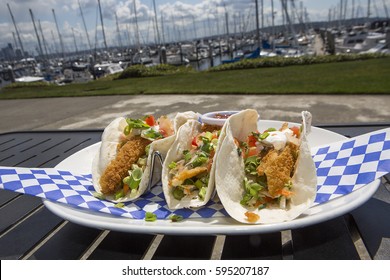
(3, 81, 54, 89)
(209, 52, 389, 72)
(116, 64, 194, 79)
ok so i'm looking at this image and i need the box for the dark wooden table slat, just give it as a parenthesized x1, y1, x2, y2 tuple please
(291, 216, 361, 260)
(152, 235, 216, 260)
(0, 195, 43, 233)
(27, 222, 102, 260)
(222, 233, 282, 260)
(88, 231, 156, 260)
(0, 207, 63, 260)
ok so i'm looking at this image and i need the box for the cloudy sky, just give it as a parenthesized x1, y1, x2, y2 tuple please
(1, 0, 389, 55)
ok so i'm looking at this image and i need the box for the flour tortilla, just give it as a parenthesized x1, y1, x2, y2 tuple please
(92, 111, 199, 202)
(162, 119, 221, 209)
(215, 110, 317, 224)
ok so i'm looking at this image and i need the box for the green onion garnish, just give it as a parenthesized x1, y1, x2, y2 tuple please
(169, 214, 184, 222)
(145, 212, 157, 222)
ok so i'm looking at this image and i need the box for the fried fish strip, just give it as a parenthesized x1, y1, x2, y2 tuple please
(257, 143, 298, 197)
(171, 166, 208, 187)
(99, 135, 151, 194)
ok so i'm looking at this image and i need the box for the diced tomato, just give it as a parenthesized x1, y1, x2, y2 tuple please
(290, 126, 300, 138)
(246, 146, 258, 158)
(247, 135, 257, 147)
(192, 136, 199, 147)
(144, 115, 155, 126)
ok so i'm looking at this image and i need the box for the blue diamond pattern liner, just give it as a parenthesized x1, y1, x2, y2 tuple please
(1, 128, 389, 220)
(312, 128, 390, 204)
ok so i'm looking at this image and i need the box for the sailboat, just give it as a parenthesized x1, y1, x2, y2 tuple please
(221, 47, 260, 64)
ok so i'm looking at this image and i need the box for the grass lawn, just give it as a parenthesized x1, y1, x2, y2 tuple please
(1, 56, 389, 99)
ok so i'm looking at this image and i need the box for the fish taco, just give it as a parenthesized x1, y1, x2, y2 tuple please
(215, 109, 317, 224)
(162, 119, 225, 209)
(92, 112, 199, 202)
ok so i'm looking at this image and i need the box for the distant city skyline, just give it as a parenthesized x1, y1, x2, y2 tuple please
(1, 0, 389, 56)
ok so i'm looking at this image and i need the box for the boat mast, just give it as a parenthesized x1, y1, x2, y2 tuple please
(367, 0, 371, 19)
(255, 0, 261, 49)
(383, 0, 390, 18)
(161, 13, 166, 44)
(38, 20, 49, 58)
(343, 0, 348, 22)
(29, 9, 44, 59)
(12, 32, 18, 51)
(52, 9, 65, 58)
(51, 30, 59, 54)
(271, 0, 275, 37)
(133, 0, 141, 50)
(261, 0, 264, 30)
(281, 0, 298, 47)
(290, 1, 302, 33)
(192, 15, 197, 40)
(78, 0, 92, 51)
(339, 0, 343, 28)
(373, 0, 379, 18)
(152, 0, 161, 45)
(115, 12, 123, 48)
(171, 14, 178, 42)
(7, 3, 25, 58)
(98, 0, 108, 51)
(223, 3, 229, 44)
(72, 27, 79, 54)
(94, 4, 99, 51)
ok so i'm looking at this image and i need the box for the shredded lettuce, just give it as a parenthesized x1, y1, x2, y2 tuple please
(123, 165, 143, 190)
(240, 178, 264, 206)
(124, 118, 150, 135)
(244, 155, 261, 175)
(142, 128, 163, 140)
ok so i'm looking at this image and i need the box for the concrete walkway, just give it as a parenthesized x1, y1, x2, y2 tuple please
(0, 94, 389, 133)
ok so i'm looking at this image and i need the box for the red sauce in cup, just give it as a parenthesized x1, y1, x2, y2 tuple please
(214, 113, 233, 119)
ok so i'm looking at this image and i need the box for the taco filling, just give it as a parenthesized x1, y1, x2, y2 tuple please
(167, 127, 220, 201)
(99, 115, 174, 199)
(236, 123, 302, 222)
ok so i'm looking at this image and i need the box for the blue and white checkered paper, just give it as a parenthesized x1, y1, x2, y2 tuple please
(0, 128, 389, 220)
(0, 167, 225, 220)
(312, 128, 390, 204)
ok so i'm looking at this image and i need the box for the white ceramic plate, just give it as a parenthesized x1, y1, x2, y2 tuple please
(43, 121, 380, 235)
